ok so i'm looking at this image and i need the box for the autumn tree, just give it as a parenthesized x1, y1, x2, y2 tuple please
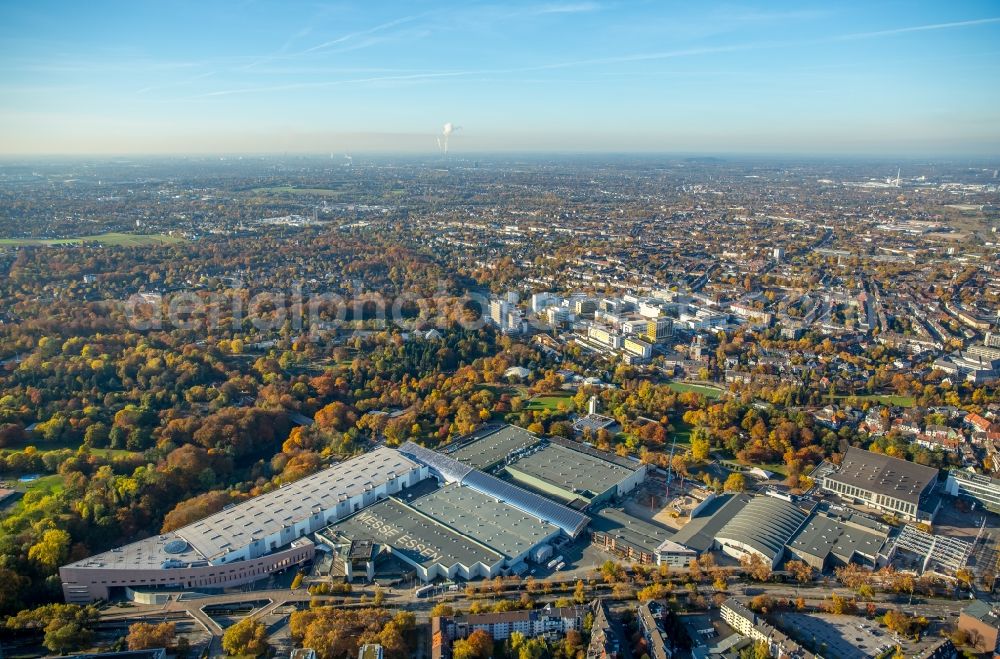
(785, 560, 813, 586)
(222, 618, 268, 657)
(452, 629, 493, 659)
(823, 594, 858, 615)
(691, 433, 711, 461)
(430, 603, 455, 617)
(27, 528, 71, 570)
(834, 563, 872, 590)
(127, 621, 176, 651)
(882, 609, 928, 639)
(723, 472, 746, 492)
(6, 603, 100, 655)
(740, 553, 772, 582)
(161, 490, 244, 532)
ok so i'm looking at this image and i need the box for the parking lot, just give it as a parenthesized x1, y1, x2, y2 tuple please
(775, 613, 928, 659)
(934, 496, 998, 540)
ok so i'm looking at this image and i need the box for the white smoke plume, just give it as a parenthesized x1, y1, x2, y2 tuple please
(438, 122, 460, 153)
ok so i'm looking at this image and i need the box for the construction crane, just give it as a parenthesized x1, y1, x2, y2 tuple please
(665, 435, 678, 496)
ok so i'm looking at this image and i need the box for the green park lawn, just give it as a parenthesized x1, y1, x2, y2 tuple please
(525, 393, 575, 411)
(0, 232, 183, 247)
(834, 393, 916, 407)
(1, 443, 139, 459)
(14, 474, 64, 497)
(666, 382, 724, 399)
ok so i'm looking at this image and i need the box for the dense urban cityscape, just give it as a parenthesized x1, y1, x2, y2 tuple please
(3, 1, 1000, 658)
(0, 154, 995, 659)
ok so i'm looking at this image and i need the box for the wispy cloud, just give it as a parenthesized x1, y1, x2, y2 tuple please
(302, 15, 422, 54)
(505, 15, 1000, 72)
(192, 70, 474, 98)
(527, 2, 602, 15)
(154, 14, 1000, 101)
(832, 16, 1000, 41)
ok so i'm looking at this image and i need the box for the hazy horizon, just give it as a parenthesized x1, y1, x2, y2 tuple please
(2, 1, 999, 156)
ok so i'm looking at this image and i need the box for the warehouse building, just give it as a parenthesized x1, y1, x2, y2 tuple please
(60, 448, 427, 603)
(502, 440, 646, 507)
(410, 483, 562, 568)
(786, 506, 891, 571)
(319, 481, 566, 583)
(446, 424, 542, 471)
(321, 495, 512, 582)
(434, 425, 646, 509)
(399, 441, 590, 538)
(670, 493, 753, 553)
(714, 495, 812, 568)
(820, 447, 939, 522)
(589, 507, 674, 565)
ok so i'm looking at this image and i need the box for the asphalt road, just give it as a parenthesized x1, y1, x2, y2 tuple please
(97, 576, 978, 657)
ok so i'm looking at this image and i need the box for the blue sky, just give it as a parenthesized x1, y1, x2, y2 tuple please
(2, 0, 999, 155)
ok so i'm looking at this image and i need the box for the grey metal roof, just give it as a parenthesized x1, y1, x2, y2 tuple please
(67, 447, 420, 570)
(671, 493, 750, 552)
(409, 483, 558, 559)
(461, 470, 590, 538)
(589, 507, 673, 554)
(180, 447, 419, 560)
(825, 447, 938, 504)
(447, 425, 542, 470)
(399, 441, 473, 482)
(325, 497, 504, 570)
(715, 496, 811, 563)
(787, 510, 890, 564)
(504, 443, 636, 499)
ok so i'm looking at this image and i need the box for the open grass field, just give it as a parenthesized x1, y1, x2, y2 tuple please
(666, 381, 724, 399)
(669, 418, 694, 450)
(1, 443, 139, 459)
(834, 393, 916, 407)
(525, 393, 575, 411)
(0, 232, 184, 247)
(17, 474, 64, 496)
(478, 384, 527, 398)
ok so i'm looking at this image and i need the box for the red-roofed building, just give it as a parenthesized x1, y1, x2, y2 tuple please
(967, 413, 994, 433)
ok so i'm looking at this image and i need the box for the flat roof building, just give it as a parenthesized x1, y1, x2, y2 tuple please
(60, 448, 427, 603)
(446, 424, 542, 471)
(821, 447, 939, 522)
(399, 440, 591, 538)
(503, 441, 646, 507)
(323, 496, 507, 582)
(589, 507, 675, 565)
(786, 507, 891, 571)
(409, 483, 562, 567)
(959, 600, 1000, 655)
